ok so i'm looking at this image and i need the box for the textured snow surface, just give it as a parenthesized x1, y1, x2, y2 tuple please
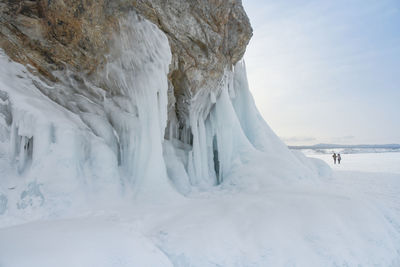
(0, 168, 400, 266)
(0, 12, 399, 266)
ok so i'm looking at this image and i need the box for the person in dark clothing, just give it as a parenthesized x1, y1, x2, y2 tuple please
(337, 153, 341, 164)
(332, 153, 337, 164)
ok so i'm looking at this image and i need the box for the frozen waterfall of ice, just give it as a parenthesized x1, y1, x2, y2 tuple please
(165, 61, 330, 194)
(0, 12, 328, 223)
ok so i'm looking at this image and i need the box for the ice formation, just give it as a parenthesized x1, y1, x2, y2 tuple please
(1, 11, 400, 267)
(0, 12, 328, 222)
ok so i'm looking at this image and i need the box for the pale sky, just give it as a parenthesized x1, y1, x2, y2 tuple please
(242, 0, 400, 145)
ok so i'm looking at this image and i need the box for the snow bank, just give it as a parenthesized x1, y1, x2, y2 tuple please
(148, 186, 400, 266)
(0, 217, 172, 267)
(1, 170, 399, 266)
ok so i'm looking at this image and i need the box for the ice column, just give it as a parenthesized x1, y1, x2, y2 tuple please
(102, 13, 175, 198)
(185, 60, 312, 188)
(187, 68, 255, 187)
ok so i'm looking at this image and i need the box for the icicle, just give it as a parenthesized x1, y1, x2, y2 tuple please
(101, 12, 178, 199)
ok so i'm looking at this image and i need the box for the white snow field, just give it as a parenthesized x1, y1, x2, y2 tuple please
(0, 12, 400, 267)
(0, 164, 399, 267)
(305, 151, 400, 174)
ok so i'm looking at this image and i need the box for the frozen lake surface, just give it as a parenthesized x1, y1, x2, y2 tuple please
(304, 151, 400, 174)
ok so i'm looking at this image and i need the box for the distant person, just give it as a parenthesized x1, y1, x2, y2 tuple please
(337, 153, 341, 164)
(332, 153, 337, 164)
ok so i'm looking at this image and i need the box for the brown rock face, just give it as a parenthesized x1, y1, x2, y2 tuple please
(0, 0, 115, 80)
(0, 0, 252, 138)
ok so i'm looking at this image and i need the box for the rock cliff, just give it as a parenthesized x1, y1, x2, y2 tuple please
(0, 0, 328, 216)
(0, 0, 252, 135)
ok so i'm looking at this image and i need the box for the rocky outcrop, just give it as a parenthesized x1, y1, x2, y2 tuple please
(0, 0, 252, 136)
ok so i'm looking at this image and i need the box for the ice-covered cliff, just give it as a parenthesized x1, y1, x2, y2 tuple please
(2, 2, 400, 266)
(0, 0, 328, 220)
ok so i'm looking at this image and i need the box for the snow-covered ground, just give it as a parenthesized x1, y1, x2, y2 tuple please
(1, 153, 399, 266)
(305, 151, 400, 174)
